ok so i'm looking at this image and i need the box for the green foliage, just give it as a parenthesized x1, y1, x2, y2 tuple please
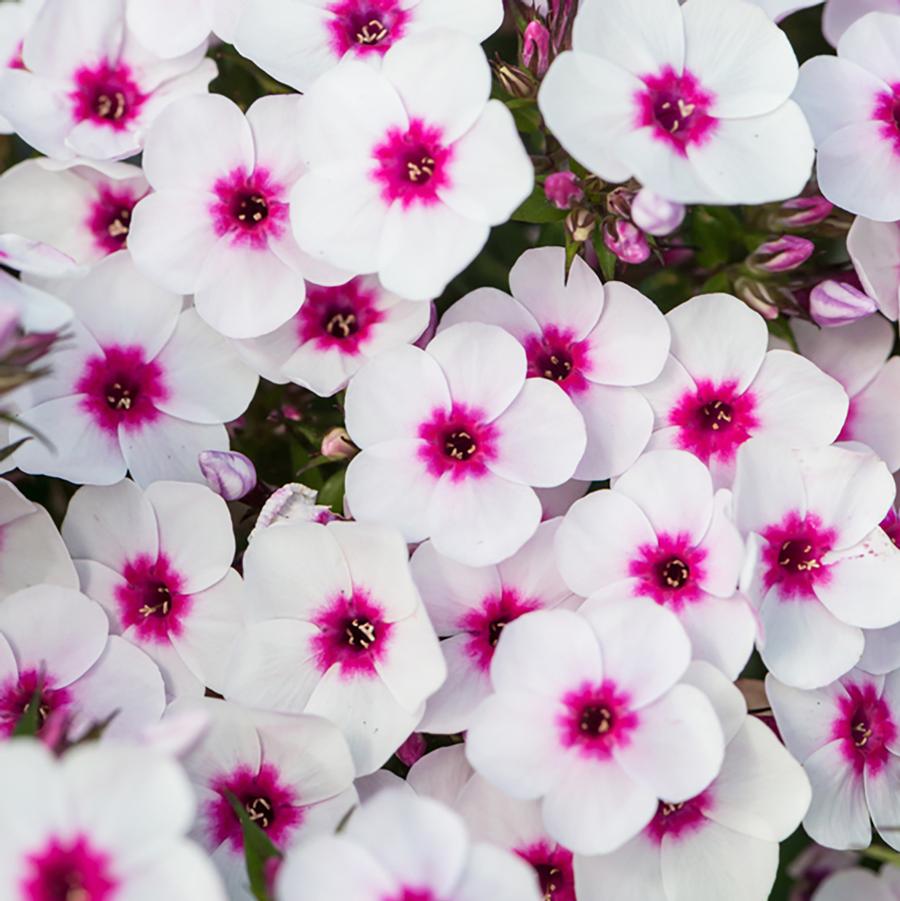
(225, 790, 283, 901)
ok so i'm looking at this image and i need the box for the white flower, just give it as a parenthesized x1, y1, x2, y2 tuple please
(0, 0, 44, 135)
(225, 520, 446, 774)
(344, 322, 586, 566)
(0, 0, 217, 161)
(733, 439, 900, 688)
(440, 247, 670, 481)
(795, 11, 900, 220)
(815, 864, 900, 901)
(276, 788, 543, 901)
(127, 0, 244, 59)
(10, 253, 258, 486)
(822, 0, 900, 45)
(290, 30, 534, 301)
(0, 739, 226, 900)
(62, 479, 245, 699)
(847, 216, 900, 320)
(234, 0, 503, 91)
(539, 0, 814, 204)
(411, 519, 581, 734)
(466, 602, 724, 855)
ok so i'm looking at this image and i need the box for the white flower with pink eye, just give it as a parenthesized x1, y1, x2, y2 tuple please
(576, 663, 811, 901)
(556, 449, 756, 679)
(0, 0, 43, 135)
(127, 0, 245, 59)
(0, 0, 217, 161)
(62, 479, 245, 700)
(224, 520, 446, 775)
(344, 322, 587, 566)
(407, 744, 577, 901)
(276, 788, 543, 901)
(234, 0, 503, 92)
(847, 217, 900, 320)
(290, 30, 534, 301)
(795, 12, 900, 220)
(0, 479, 76, 597)
(130, 93, 350, 340)
(792, 314, 900, 471)
(0, 585, 165, 743)
(237, 276, 431, 397)
(9, 253, 258, 487)
(167, 698, 357, 900)
(768, 666, 900, 851)
(0, 740, 226, 900)
(638, 293, 848, 487)
(815, 864, 900, 901)
(465, 602, 725, 855)
(538, 0, 814, 204)
(733, 439, 900, 689)
(410, 519, 581, 735)
(0, 158, 148, 266)
(440, 247, 670, 481)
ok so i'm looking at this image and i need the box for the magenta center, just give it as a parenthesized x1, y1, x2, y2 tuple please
(297, 279, 386, 356)
(210, 167, 288, 250)
(87, 186, 143, 255)
(22, 835, 117, 901)
(515, 841, 575, 901)
(70, 61, 146, 130)
(874, 83, 900, 154)
(459, 589, 542, 672)
(637, 66, 717, 156)
(832, 681, 897, 776)
(629, 532, 707, 611)
(0, 669, 70, 738)
(418, 403, 498, 483)
(761, 512, 835, 600)
(312, 589, 392, 676)
(327, 0, 411, 57)
(557, 680, 638, 760)
(645, 793, 710, 844)
(524, 326, 592, 396)
(115, 553, 190, 643)
(372, 119, 452, 208)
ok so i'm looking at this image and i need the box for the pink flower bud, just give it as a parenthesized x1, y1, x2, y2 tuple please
(198, 450, 257, 501)
(630, 188, 685, 236)
(603, 220, 651, 265)
(544, 172, 583, 210)
(809, 279, 878, 328)
(522, 20, 551, 76)
(396, 733, 427, 767)
(321, 427, 356, 460)
(751, 236, 815, 273)
(777, 195, 834, 228)
(414, 303, 438, 349)
(606, 187, 634, 220)
(252, 483, 337, 538)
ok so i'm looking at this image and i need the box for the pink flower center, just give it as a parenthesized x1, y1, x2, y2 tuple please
(418, 403, 498, 482)
(372, 119, 452, 208)
(669, 379, 759, 464)
(70, 61, 147, 130)
(628, 532, 707, 611)
(832, 681, 897, 776)
(882, 509, 900, 548)
(297, 280, 387, 355)
(327, 0, 411, 57)
(23, 835, 117, 901)
(311, 589, 392, 676)
(459, 589, 542, 673)
(8, 41, 25, 70)
(524, 326, 592, 396)
(874, 83, 900, 154)
(515, 841, 575, 901)
(210, 167, 288, 250)
(207, 762, 303, 851)
(115, 553, 190, 643)
(76, 345, 168, 436)
(761, 512, 835, 600)
(645, 793, 710, 844)
(637, 66, 717, 156)
(0, 669, 71, 737)
(382, 890, 435, 901)
(557, 680, 638, 759)
(86, 186, 144, 256)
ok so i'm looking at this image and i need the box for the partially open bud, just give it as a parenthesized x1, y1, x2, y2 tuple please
(735, 277, 782, 321)
(492, 60, 536, 99)
(809, 279, 878, 328)
(565, 208, 597, 244)
(251, 483, 337, 539)
(198, 450, 257, 501)
(544, 172, 583, 210)
(749, 235, 815, 273)
(522, 20, 551, 77)
(630, 188, 686, 237)
(776, 195, 834, 228)
(603, 219, 650, 265)
(606, 187, 634, 220)
(321, 427, 357, 460)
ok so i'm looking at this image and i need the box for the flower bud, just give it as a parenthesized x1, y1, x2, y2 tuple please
(630, 188, 686, 236)
(396, 733, 427, 767)
(605, 187, 634, 220)
(492, 61, 536, 100)
(750, 236, 815, 273)
(734, 278, 781, 321)
(321, 427, 357, 460)
(809, 279, 878, 328)
(544, 172, 583, 210)
(565, 208, 597, 244)
(251, 483, 336, 539)
(776, 195, 834, 228)
(0, 301, 20, 356)
(198, 450, 257, 501)
(522, 20, 551, 76)
(603, 219, 650, 265)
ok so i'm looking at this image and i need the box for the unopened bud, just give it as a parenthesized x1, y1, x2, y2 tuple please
(776, 195, 834, 228)
(565, 208, 596, 244)
(321, 428, 357, 460)
(809, 279, 877, 328)
(522, 20, 551, 76)
(544, 172, 583, 210)
(606, 187, 634, 220)
(198, 450, 257, 501)
(631, 188, 686, 237)
(750, 236, 815, 273)
(603, 219, 650, 265)
(492, 61, 536, 99)
(735, 277, 782, 321)
(396, 733, 427, 767)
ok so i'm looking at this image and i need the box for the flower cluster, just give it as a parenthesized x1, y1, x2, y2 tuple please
(1, 0, 900, 899)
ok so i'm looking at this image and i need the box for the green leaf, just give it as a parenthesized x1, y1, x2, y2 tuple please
(511, 186, 567, 225)
(863, 844, 900, 865)
(317, 468, 347, 513)
(13, 681, 43, 738)
(766, 316, 799, 353)
(690, 206, 745, 269)
(0, 436, 29, 464)
(592, 232, 617, 282)
(225, 790, 283, 901)
(699, 272, 733, 295)
(564, 235, 580, 279)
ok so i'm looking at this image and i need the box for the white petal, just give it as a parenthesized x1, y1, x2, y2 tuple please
(847, 217, 900, 321)
(574, 833, 667, 901)
(453, 842, 543, 901)
(732, 438, 806, 537)
(866, 753, 900, 850)
(848, 359, 900, 470)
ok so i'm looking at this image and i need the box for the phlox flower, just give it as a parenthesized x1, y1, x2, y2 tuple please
(127, 0, 244, 59)
(847, 216, 900, 320)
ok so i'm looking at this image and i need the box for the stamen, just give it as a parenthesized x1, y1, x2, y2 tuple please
(356, 18, 388, 45)
(138, 585, 173, 618)
(245, 796, 273, 829)
(325, 311, 358, 339)
(107, 209, 131, 239)
(854, 722, 873, 748)
(661, 802, 685, 817)
(444, 429, 477, 461)
(346, 617, 376, 649)
(95, 91, 127, 121)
